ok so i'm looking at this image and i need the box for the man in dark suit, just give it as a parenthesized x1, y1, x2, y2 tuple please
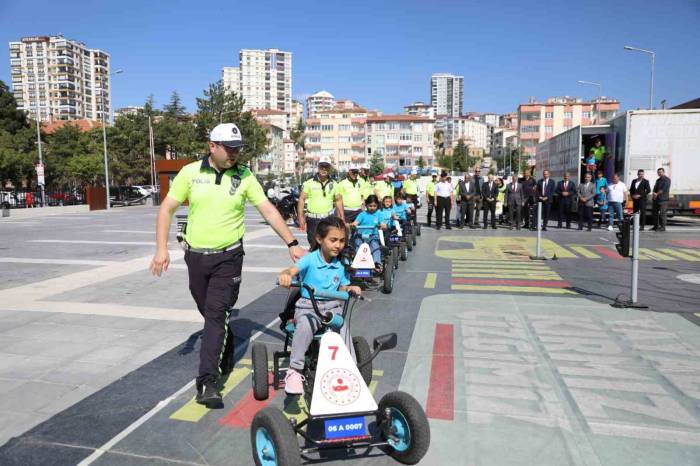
(456, 173, 476, 228)
(506, 173, 524, 229)
(472, 167, 483, 225)
(630, 169, 651, 230)
(555, 172, 576, 229)
(576, 172, 595, 231)
(652, 167, 671, 232)
(482, 173, 499, 229)
(536, 170, 555, 230)
(521, 170, 537, 229)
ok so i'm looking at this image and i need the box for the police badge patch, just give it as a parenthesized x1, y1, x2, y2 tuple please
(229, 175, 241, 196)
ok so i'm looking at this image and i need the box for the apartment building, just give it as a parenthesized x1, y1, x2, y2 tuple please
(255, 121, 285, 174)
(290, 99, 304, 125)
(404, 101, 435, 118)
(305, 102, 367, 171)
(9, 35, 112, 122)
(306, 90, 335, 119)
(479, 113, 499, 127)
(252, 108, 288, 136)
(367, 115, 435, 169)
(491, 128, 518, 164)
(431, 73, 464, 117)
(222, 66, 240, 93)
(445, 117, 488, 151)
(283, 139, 299, 174)
(517, 96, 620, 156)
(499, 112, 518, 129)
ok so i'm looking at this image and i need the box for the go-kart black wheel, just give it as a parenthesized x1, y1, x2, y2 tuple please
(412, 229, 417, 246)
(399, 242, 407, 261)
(382, 256, 394, 294)
(352, 336, 373, 385)
(251, 407, 300, 466)
(252, 342, 269, 401)
(406, 233, 413, 252)
(416, 223, 421, 237)
(377, 391, 431, 465)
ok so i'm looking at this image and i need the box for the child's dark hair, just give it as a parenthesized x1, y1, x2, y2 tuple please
(395, 192, 405, 200)
(311, 216, 348, 252)
(382, 195, 393, 204)
(364, 194, 379, 206)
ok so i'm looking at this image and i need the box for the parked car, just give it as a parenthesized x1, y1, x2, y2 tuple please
(109, 186, 149, 207)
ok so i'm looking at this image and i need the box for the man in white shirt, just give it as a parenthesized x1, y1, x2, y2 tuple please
(607, 173, 628, 231)
(435, 172, 454, 230)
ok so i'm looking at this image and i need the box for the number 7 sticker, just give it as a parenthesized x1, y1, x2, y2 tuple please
(328, 346, 339, 360)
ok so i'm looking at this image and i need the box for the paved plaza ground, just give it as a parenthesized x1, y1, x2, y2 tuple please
(0, 205, 699, 465)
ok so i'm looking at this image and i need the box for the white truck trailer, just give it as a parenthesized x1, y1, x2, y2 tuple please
(536, 109, 700, 215)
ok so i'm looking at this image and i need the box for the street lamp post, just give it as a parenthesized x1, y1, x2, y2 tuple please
(34, 92, 46, 207)
(624, 45, 656, 110)
(102, 69, 123, 210)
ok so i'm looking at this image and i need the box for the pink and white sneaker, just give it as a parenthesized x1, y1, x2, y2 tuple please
(284, 369, 305, 395)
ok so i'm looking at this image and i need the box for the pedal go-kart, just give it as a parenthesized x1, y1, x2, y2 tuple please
(250, 282, 430, 466)
(349, 225, 397, 294)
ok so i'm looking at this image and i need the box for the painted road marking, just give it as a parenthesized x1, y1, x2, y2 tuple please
(451, 284, 575, 294)
(660, 249, 700, 261)
(425, 323, 454, 420)
(679, 248, 700, 258)
(568, 245, 601, 259)
(592, 245, 624, 260)
(424, 273, 437, 288)
(638, 248, 675, 261)
(219, 373, 278, 428)
(169, 367, 251, 422)
(452, 272, 562, 279)
(451, 263, 550, 269)
(436, 236, 576, 260)
(452, 278, 572, 288)
(671, 239, 700, 249)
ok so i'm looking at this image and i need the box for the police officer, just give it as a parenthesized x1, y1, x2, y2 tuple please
(375, 172, 395, 201)
(358, 164, 375, 200)
(335, 164, 364, 223)
(150, 123, 305, 408)
(402, 169, 419, 207)
(298, 156, 344, 248)
(425, 173, 437, 226)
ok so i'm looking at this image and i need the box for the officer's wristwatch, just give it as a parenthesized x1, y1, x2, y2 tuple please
(287, 239, 299, 248)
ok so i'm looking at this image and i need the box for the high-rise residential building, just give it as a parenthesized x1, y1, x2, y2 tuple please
(499, 112, 518, 129)
(222, 66, 240, 94)
(517, 96, 620, 156)
(306, 90, 335, 119)
(237, 48, 292, 113)
(290, 99, 304, 125)
(404, 101, 435, 119)
(252, 109, 288, 136)
(430, 73, 464, 117)
(445, 117, 488, 151)
(367, 115, 435, 169)
(305, 101, 367, 171)
(9, 35, 112, 122)
(283, 139, 299, 174)
(479, 113, 499, 127)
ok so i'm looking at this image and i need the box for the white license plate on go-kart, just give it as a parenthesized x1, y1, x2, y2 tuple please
(324, 416, 366, 439)
(353, 269, 372, 278)
(389, 235, 400, 243)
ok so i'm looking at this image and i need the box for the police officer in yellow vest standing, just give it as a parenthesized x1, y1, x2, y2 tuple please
(297, 156, 344, 249)
(335, 163, 364, 223)
(402, 169, 420, 207)
(375, 172, 395, 202)
(358, 163, 375, 200)
(149, 123, 305, 408)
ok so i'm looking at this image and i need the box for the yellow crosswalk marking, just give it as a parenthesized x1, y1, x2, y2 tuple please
(568, 245, 600, 259)
(452, 272, 561, 279)
(424, 273, 437, 288)
(451, 264, 549, 270)
(679, 248, 700, 258)
(451, 259, 548, 265)
(451, 284, 574, 294)
(658, 249, 700, 261)
(638, 248, 676, 260)
(170, 367, 251, 422)
(451, 267, 556, 274)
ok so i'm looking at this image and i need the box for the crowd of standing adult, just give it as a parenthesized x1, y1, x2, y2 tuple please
(423, 167, 671, 232)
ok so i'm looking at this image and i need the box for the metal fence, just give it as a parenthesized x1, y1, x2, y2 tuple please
(0, 188, 87, 209)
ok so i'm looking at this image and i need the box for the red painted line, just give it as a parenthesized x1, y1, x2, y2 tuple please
(592, 245, 623, 260)
(671, 239, 700, 249)
(425, 323, 454, 420)
(451, 278, 571, 288)
(219, 373, 278, 428)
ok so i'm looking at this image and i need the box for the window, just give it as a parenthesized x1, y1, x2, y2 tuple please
(321, 137, 334, 144)
(400, 133, 412, 141)
(388, 122, 399, 130)
(321, 124, 333, 131)
(413, 134, 422, 142)
(545, 126, 553, 133)
(338, 124, 351, 131)
(386, 133, 398, 141)
(545, 112, 553, 119)
(564, 111, 572, 119)
(337, 136, 350, 143)
(521, 125, 539, 133)
(582, 111, 591, 118)
(521, 112, 539, 121)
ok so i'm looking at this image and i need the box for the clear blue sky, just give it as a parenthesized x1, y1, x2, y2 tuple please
(1, 0, 698, 115)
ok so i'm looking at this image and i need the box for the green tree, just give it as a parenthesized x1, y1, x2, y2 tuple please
(194, 80, 268, 164)
(452, 139, 468, 172)
(417, 155, 425, 170)
(0, 80, 35, 187)
(369, 150, 384, 176)
(163, 91, 186, 119)
(290, 117, 306, 180)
